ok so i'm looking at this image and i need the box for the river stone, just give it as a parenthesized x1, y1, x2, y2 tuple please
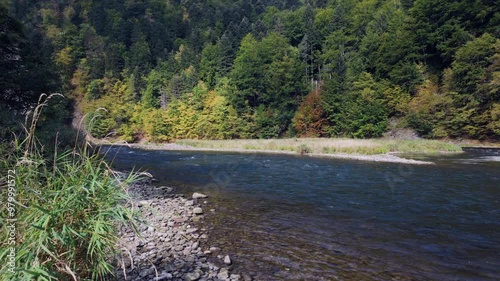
(224, 255, 232, 265)
(159, 186, 174, 192)
(193, 207, 203, 215)
(140, 267, 155, 277)
(218, 269, 230, 280)
(186, 227, 198, 234)
(138, 200, 149, 207)
(174, 217, 187, 223)
(155, 272, 173, 281)
(192, 192, 208, 199)
(188, 270, 204, 280)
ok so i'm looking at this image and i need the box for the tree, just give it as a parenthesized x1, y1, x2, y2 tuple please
(450, 33, 499, 105)
(406, 80, 453, 137)
(229, 32, 306, 137)
(128, 36, 152, 75)
(292, 89, 326, 137)
(0, 4, 27, 109)
(1, 4, 60, 114)
(323, 72, 388, 138)
(200, 43, 222, 88)
(410, 0, 498, 70)
(229, 33, 262, 110)
(142, 70, 165, 108)
(443, 33, 500, 139)
(218, 31, 236, 76)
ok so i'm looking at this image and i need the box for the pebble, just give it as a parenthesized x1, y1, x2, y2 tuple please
(193, 207, 203, 215)
(218, 268, 230, 279)
(138, 200, 149, 207)
(154, 272, 172, 281)
(185, 271, 200, 281)
(186, 228, 198, 234)
(192, 192, 208, 199)
(113, 176, 244, 281)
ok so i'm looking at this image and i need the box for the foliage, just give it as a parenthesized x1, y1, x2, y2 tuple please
(296, 144, 312, 154)
(292, 89, 326, 137)
(5, 0, 499, 142)
(405, 80, 453, 138)
(0, 99, 139, 281)
(323, 72, 388, 138)
(229, 32, 306, 137)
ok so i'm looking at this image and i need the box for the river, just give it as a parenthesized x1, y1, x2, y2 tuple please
(103, 146, 500, 281)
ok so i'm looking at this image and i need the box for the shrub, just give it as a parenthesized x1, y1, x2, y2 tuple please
(0, 97, 139, 280)
(296, 144, 312, 154)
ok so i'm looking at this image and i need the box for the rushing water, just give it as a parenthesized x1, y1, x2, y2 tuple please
(103, 146, 500, 281)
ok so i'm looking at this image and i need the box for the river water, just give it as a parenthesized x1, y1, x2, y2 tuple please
(103, 146, 500, 281)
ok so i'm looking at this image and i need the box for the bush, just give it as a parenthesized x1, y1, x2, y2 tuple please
(0, 98, 139, 280)
(296, 144, 312, 154)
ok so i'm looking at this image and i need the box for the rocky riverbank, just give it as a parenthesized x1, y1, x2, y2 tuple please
(113, 175, 249, 281)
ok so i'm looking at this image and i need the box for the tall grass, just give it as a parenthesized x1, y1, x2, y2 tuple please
(380, 140, 463, 153)
(0, 95, 139, 280)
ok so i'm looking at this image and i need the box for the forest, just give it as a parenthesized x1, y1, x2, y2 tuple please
(1, 0, 499, 143)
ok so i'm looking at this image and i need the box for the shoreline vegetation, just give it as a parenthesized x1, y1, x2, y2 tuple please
(84, 136, 488, 165)
(0, 134, 139, 279)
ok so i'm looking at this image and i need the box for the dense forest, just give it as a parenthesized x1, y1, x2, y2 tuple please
(1, 0, 499, 143)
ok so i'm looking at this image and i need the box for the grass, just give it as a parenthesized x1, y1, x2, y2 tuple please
(380, 139, 463, 153)
(0, 95, 139, 281)
(177, 138, 463, 155)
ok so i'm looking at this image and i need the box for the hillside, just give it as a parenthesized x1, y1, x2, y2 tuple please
(2, 0, 499, 142)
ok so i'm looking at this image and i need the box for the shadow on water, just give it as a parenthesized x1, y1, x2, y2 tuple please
(102, 145, 500, 281)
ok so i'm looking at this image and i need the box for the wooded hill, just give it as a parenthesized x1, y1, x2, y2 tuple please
(2, 0, 499, 142)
